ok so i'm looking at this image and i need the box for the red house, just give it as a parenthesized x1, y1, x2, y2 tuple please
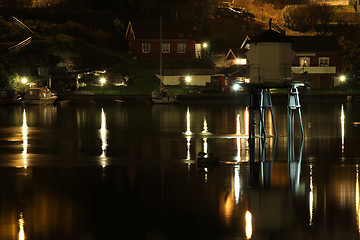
(290, 36, 343, 88)
(125, 20, 205, 60)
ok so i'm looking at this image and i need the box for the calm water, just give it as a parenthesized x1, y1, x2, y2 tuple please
(0, 100, 360, 239)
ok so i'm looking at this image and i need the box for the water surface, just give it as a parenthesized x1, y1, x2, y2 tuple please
(0, 100, 359, 239)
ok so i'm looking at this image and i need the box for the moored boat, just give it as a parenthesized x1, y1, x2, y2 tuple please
(23, 87, 57, 105)
(151, 86, 178, 104)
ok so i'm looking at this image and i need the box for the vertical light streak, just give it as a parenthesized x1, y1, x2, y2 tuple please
(22, 109, 28, 169)
(186, 137, 191, 160)
(236, 114, 241, 135)
(237, 137, 241, 162)
(341, 104, 345, 154)
(203, 138, 208, 158)
(245, 211, 252, 239)
(356, 165, 360, 233)
(100, 108, 107, 168)
(244, 107, 249, 136)
(309, 165, 314, 226)
(234, 166, 240, 205)
(18, 212, 25, 240)
(202, 117, 209, 134)
(185, 107, 192, 135)
(268, 111, 273, 136)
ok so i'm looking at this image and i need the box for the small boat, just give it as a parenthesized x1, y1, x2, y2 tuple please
(23, 87, 57, 105)
(151, 86, 178, 104)
(0, 88, 21, 104)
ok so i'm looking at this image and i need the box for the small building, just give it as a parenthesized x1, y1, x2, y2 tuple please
(125, 20, 205, 60)
(290, 36, 343, 88)
(157, 69, 218, 86)
(246, 29, 294, 86)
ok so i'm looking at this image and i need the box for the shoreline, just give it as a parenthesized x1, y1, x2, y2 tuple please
(56, 92, 356, 104)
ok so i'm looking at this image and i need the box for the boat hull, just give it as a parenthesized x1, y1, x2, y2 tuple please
(23, 96, 57, 105)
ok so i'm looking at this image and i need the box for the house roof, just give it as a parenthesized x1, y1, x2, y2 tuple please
(248, 30, 292, 44)
(289, 36, 343, 53)
(225, 48, 248, 60)
(126, 20, 197, 40)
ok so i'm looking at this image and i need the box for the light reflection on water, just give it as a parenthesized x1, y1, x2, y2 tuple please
(0, 101, 358, 238)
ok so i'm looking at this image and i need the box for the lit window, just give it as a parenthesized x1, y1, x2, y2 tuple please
(300, 57, 310, 67)
(319, 57, 329, 67)
(162, 43, 170, 53)
(142, 43, 150, 53)
(177, 43, 186, 53)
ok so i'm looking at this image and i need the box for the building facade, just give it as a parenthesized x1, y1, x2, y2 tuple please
(125, 20, 205, 60)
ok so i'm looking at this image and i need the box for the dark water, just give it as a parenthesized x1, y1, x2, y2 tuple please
(0, 100, 360, 239)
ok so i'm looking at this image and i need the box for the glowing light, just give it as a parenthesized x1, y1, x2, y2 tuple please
(244, 78, 250, 83)
(100, 77, 106, 86)
(184, 107, 192, 135)
(18, 213, 25, 240)
(341, 104, 345, 154)
(340, 75, 346, 82)
(202, 43, 208, 48)
(22, 109, 28, 169)
(21, 77, 27, 84)
(235, 58, 241, 65)
(233, 83, 240, 91)
(185, 76, 191, 83)
(100, 108, 107, 168)
(309, 165, 314, 226)
(245, 211, 252, 239)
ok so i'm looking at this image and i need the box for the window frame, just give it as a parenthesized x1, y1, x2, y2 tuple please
(319, 57, 330, 67)
(299, 57, 310, 67)
(177, 42, 186, 53)
(162, 42, 170, 53)
(142, 43, 150, 53)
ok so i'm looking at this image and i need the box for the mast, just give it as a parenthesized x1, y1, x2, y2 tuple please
(160, 16, 163, 77)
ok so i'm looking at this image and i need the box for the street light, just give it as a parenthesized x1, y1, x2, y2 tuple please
(185, 76, 191, 83)
(100, 77, 106, 95)
(100, 77, 106, 86)
(21, 77, 27, 84)
(340, 75, 346, 83)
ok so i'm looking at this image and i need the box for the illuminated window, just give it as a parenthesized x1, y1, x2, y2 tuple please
(177, 42, 186, 53)
(300, 57, 310, 67)
(319, 57, 329, 67)
(162, 43, 170, 53)
(142, 43, 150, 53)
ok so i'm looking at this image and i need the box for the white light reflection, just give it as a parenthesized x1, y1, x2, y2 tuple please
(341, 104, 345, 154)
(237, 137, 241, 162)
(236, 114, 241, 135)
(245, 211, 252, 239)
(184, 107, 192, 135)
(203, 138, 208, 158)
(18, 212, 25, 240)
(186, 137, 191, 160)
(202, 117, 211, 135)
(309, 165, 314, 226)
(244, 107, 249, 136)
(234, 166, 240, 205)
(356, 165, 360, 233)
(22, 109, 28, 169)
(100, 108, 107, 168)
